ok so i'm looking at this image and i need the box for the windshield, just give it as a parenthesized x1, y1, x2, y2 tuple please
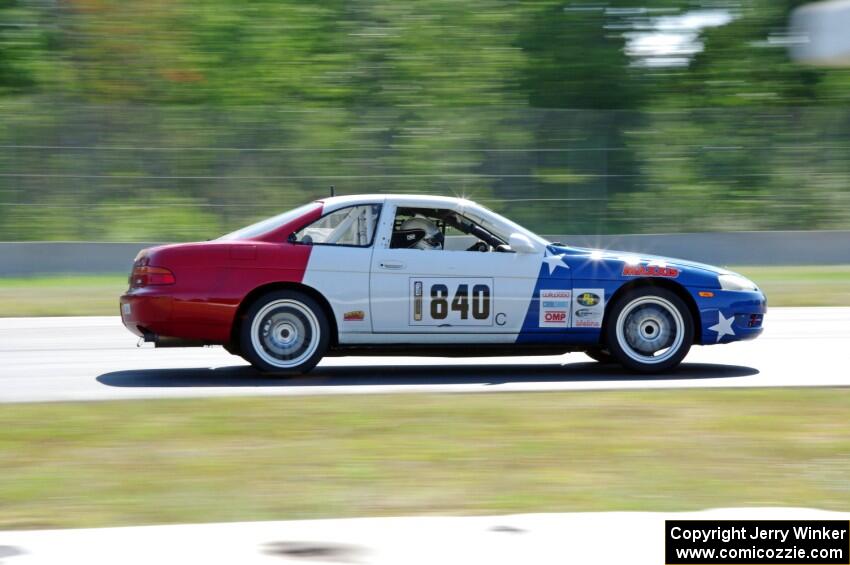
(463, 202, 550, 246)
(218, 203, 320, 241)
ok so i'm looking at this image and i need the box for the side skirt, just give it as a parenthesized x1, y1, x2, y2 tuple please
(325, 344, 586, 358)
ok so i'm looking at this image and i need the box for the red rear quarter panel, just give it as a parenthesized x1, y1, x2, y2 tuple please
(121, 206, 322, 343)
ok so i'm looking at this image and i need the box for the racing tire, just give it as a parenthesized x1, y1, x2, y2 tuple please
(584, 348, 615, 364)
(604, 286, 693, 373)
(240, 290, 330, 376)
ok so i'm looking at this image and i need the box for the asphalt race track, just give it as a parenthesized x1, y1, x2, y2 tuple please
(0, 307, 847, 404)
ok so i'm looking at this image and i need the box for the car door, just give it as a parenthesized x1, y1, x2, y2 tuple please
(369, 204, 567, 340)
(295, 203, 382, 336)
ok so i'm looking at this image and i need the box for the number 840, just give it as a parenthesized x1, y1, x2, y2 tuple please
(430, 284, 490, 320)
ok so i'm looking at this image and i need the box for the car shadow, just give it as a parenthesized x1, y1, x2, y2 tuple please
(96, 361, 759, 389)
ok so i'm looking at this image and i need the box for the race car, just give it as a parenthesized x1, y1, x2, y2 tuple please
(120, 194, 766, 374)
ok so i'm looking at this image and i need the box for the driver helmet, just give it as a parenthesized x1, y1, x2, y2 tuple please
(400, 216, 443, 250)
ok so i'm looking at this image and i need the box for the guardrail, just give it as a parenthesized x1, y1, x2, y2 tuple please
(556, 231, 850, 267)
(1, 231, 848, 276)
(0, 242, 157, 277)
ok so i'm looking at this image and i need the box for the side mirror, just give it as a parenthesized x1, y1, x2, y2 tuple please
(508, 233, 537, 254)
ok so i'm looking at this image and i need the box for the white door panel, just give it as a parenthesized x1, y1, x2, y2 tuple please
(370, 247, 542, 333)
(303, 246, 373, 333)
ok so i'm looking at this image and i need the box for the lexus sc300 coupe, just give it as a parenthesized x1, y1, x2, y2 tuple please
(120, 195, 766, 374)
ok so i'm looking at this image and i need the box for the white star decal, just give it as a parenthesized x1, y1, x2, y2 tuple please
(542, 249, 569, 275)
(708, 311, 735, 342)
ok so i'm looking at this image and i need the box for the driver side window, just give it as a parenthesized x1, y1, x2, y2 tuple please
(292, 204, 381, 247)
(390, 207, 507, 252)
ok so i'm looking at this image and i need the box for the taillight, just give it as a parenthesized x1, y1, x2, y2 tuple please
(130, 265, 176, 288)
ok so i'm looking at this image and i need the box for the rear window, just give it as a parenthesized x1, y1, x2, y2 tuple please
(218, 203, 320, 241)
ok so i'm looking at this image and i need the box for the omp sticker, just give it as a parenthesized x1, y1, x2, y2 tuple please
(572, 289, 605, 328)
(539, 289, 571, 328)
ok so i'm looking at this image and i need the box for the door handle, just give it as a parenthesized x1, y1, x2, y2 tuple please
(380, 261, 406, 270)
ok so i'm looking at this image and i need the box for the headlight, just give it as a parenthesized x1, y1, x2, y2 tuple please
(718, 274, 758, 291)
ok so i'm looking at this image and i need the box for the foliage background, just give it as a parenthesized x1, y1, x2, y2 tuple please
(1, 0, 849, 241)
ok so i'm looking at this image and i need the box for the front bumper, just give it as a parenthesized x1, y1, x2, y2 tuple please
(697, 289, 767, 345)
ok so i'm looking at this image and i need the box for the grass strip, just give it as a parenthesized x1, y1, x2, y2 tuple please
(0, 388, 847, 529)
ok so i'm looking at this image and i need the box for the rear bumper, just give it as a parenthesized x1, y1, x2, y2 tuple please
(119, 292, 173, 338)
(120, 290, 234, 344)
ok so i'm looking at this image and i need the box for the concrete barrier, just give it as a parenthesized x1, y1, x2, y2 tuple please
(0, 242, 158, 277)
(0, 231, 848, 276)
(551, 231, 850, 267)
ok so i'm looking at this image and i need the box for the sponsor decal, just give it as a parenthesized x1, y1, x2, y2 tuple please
(542, 290, 571, 298)
(622, 264, 680, 278)
(572, 288, 605, 328)
(539, 289, 571, 328)
(576, 292, 600, 307)
(413, 281, 423, 321)
(343, 310, 366, 322)
(544, 310, 568, 323)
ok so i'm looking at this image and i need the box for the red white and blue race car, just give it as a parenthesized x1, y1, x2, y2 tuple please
(120, 195, 766, 374)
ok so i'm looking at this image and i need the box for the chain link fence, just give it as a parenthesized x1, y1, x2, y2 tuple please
(2, 99, 849, 242)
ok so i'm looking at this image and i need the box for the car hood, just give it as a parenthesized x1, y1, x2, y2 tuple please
(553, 244, 736, 286)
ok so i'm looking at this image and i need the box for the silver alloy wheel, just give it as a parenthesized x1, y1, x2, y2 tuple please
(614, 296, 685, 364)
(250, 299, 321, 369)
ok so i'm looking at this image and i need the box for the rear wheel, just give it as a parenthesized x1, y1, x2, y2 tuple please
(604, 286, 693, 373)
(240, 290, 329, 375)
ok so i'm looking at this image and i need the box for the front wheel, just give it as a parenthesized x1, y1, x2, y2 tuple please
(604, 287, 693, 373)
(240, 290, 330, 375)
